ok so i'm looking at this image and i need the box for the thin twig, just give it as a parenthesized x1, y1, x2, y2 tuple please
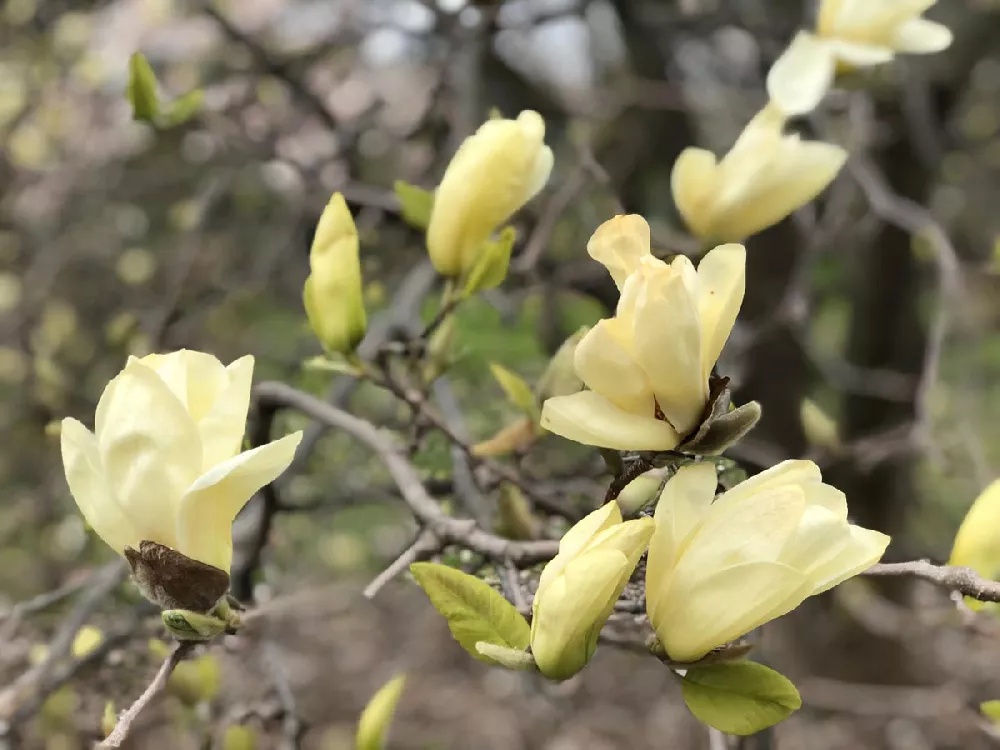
(263, 642, 303, 750)
(364, 529, 441, 600)
(99, 641, 195, 748)
(863, 560, 1000, 602)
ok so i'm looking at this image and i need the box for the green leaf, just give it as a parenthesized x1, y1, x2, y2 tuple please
(127, 52, 159, 122)
(356, 674, 406, 750)
(474, 642, 536, 670)
(409, 562, 530, 663)
(302, 354, 362, 376)
(161, 88, 204, 128)
(679, 661, 801, 736)
(462, 226, 516, 296)
(394, 180, 434, 231)
(489, 362, 538, 419)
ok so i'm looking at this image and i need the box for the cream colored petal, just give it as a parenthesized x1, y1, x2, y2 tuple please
(540, 391, 680, 451)
(713, 138, 847, 241)
(140, 350, 229, 422)
(61, 418, 137, 554)
(825, 39, 896, 66)
(199, 355, 254, 468)
(524, 145, 554, 202)
(715, 459, 822, 511)
(803, 483, 848, 518)
(677, 486, 806, 575)
(573, 319, 655, 415)
(531, 549, 627, 680)
(646, 462, 718, 623)
(671, 148, 719, 240)
(97, 360, 203, 548)
(586, 215, 652, 289)
(536, 501, 621, 598)
(176, 431, 302, 571)
(767, 32, 836, 117)
(654, 561, 809, 662)
(778, 505, 852, 576)
(816, 0, 845, 36)
(891, 18, 952, 53)
(630, 270, 706, 436)
(589, 516, 655, 573)
(695, 243, 745, 380)
(808, 525, 890, 594)
(950, 479, 1000, 576)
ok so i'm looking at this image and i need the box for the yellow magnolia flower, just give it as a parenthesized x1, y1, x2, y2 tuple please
(768, 0, 952, 116)
(303, 192, 367, 355)
(645, 461, 889, 662)
(530, 501, 654, 680)
(949, 479, 1000, 610)
(426, 110, 553, 278)
(60, 351, 302, 572)
(672, 106, 847, 242)
(540, 217, 745, 450)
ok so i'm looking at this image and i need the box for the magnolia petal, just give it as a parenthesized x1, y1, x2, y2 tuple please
(646, 463, 718, 623)
(589, 517, 656, 579)
(671, 148, 718, 240)
(677, 487, 806, 576)
(540, 391, 680, 451)
(536, 501, 621, 598)
(695, 243, 746, 380)
(176, 431, 303, 571)
(654, 561, 809, 662)
(950, 479, 1000, 577)
(802, 483, 848, 518)
(825, 39, 896, 67)
(140, 350, 229, 423)
(61, 418, 137, 554)
(767, 32, 836, 117)
(809, 525, 890, 594)
(573, 319, 655, 415)
(525, 145, 555, 202)
(96, 360, 202, 548)
(778, 505, 853, 577)
(630, 270, 706, 437)
(892, 18, 952, 54)
(586, 215, 652, 289)
(531, 549, 627, 680)
(715, 459, 822, 511)
(198, 355, 254, 468)
(714, 139, 847, 242)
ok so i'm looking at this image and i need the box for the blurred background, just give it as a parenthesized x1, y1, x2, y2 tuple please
(1, 0, 999, 748)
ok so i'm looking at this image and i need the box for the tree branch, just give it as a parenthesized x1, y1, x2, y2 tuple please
(863, 561, 1000, 602)
(99, 642, 195, 748)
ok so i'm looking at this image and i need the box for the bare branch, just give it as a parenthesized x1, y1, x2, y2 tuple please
(863, 561, 1000, 602)
(364, 529, 441, 600)
(99, 641, 195, 748)
(253, 382, 559, 564)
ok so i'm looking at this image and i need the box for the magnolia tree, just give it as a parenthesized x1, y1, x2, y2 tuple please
(9, 0, 999, 747)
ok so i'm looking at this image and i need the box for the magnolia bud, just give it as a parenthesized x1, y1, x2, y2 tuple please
(303, 192, 367, 355)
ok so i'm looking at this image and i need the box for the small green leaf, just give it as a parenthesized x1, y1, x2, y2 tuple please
(161, 88, 204, 128)
(800, 398, 840, 452)
(462, 226, 516, 296)
(356, 674, 406, 750)
(302, 354, 362, 376)
(127, 52, 159, 122)
(394, 180, 434, 231)
(489, 362, 538, 419)
(679, 661, 801, 736)
(409, 562, 530, 663)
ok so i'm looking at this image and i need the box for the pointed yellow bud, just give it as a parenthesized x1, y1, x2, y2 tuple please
(530, 502, 654, 680)
(304, 192, 367, 355)
(427, 110, 553, 278)
(949, 479, 1000, 611)
(671, 107, 847, 242)
(645, 461, 889, 662)
(541, 234, 747, 451)
(60, 350, 302, 574)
